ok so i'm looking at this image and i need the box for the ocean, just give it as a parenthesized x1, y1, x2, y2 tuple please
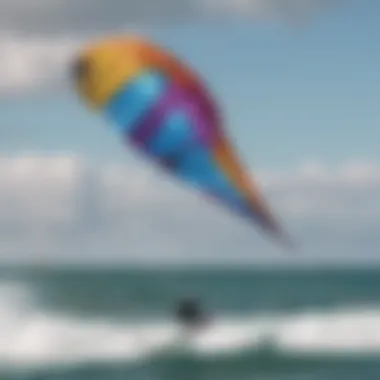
(0, 266, 380, 380)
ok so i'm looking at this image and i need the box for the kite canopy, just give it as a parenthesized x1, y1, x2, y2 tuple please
(71, 35, 292, 248)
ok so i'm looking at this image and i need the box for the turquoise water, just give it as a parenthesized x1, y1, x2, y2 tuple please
(1, 267, 380, 379)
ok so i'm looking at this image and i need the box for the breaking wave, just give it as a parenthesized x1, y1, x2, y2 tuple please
(0, 281, 380, 371)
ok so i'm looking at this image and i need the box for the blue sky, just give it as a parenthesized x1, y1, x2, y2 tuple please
(0, 0, 379, 265)
(1, 1, 379, 169)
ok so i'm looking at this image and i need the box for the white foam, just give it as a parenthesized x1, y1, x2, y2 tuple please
(1, 281, 380, 370)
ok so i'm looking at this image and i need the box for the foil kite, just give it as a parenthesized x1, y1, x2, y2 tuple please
(71, 35, 292, 248)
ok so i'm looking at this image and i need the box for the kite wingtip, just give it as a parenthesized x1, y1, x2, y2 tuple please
(278, 233, 298, 253)
(269, 227, 298, 253)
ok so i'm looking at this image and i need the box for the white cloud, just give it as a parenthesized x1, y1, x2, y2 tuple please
(0, 34, 82, 93)
(0, 0, 339, 34)
(0, 153, 83, 224)
(0, 0, 341, 94)
(203, 0, 339, 23)
(0, 153, 379, 266)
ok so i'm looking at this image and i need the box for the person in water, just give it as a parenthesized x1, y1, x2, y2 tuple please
(175, 297, 209, 328)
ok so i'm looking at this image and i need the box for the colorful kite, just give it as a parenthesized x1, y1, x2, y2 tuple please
(71, 35, 292, 248)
